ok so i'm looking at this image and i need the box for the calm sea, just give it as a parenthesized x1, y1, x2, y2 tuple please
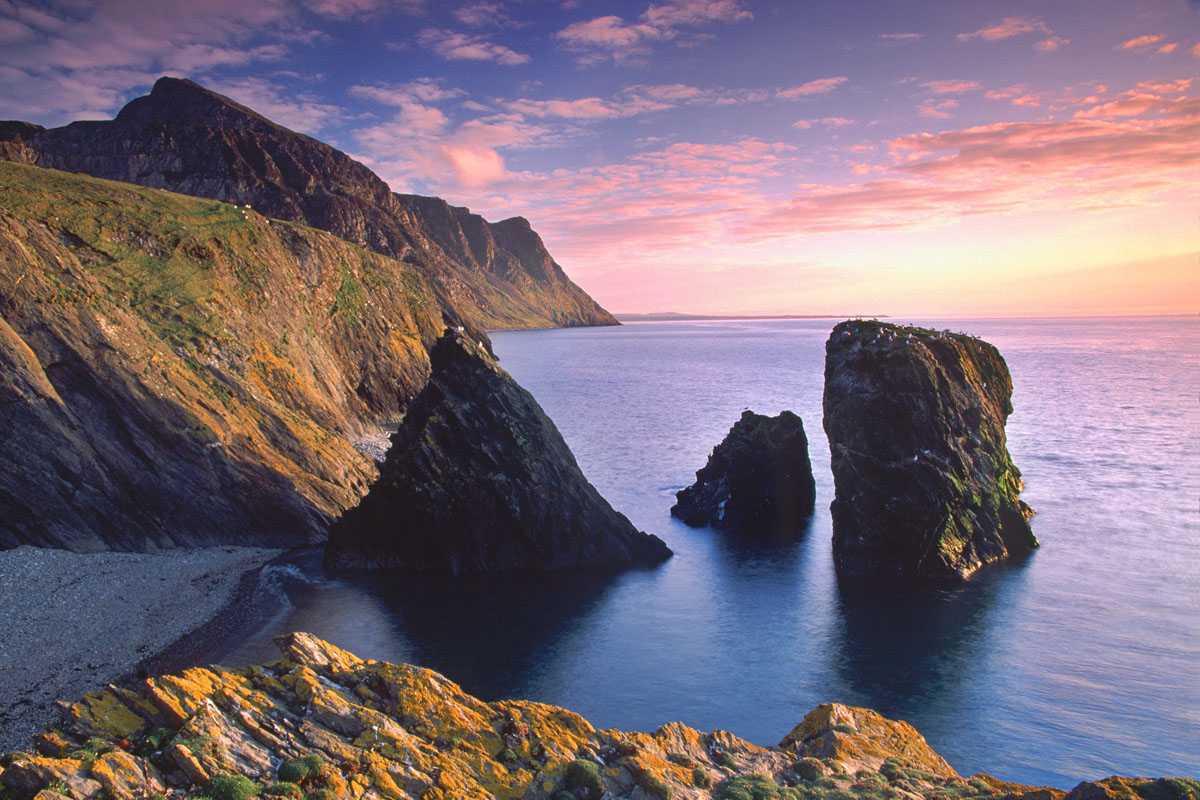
(214, 316, 1199, 788)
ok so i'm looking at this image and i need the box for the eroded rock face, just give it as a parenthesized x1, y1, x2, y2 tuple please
(325, 330, 671, 574)
(0, 161, 443, 550)
(3, 632, 1189, 800)
(671, 410, 816, 538)
(823, 320, 1037, 581)
(0, 77, 617, 342)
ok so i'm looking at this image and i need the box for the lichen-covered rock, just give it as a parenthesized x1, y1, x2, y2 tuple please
(778, 703, 957, 779)
(1064, 776, 1200, 800)
(823, 320, 1038, 581)
(325, 330, 671, 574)
(671, 410, 815, 538)
(2, 633, 1186, 800)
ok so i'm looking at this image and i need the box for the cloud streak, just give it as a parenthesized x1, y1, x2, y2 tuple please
(555, 0, 751, 65)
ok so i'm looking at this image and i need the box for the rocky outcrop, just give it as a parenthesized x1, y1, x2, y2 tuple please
(823, 320, 1037, 581)
(671, 410, 815, 538)
(325, 330, 671, 574)
(0, 160, 445, 550)
(0, 77, 618, 345)
(2, 632, 1191, 800)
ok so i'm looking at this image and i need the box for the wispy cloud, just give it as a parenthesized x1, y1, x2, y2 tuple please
(793, 117, 854, 129)
(453, 2, 513, 27)
(555, 0, 751, 66)
(1035, 36, 1069, 53)
(1116, 34, 1164, 50)
(957, 16, 1050, 42)
(417, 28, 530, 64)
(879, 32, 921, 43)
(776, 77, 848, 99)
(919, 98, 959, 118)
(921, 80, 981, 94)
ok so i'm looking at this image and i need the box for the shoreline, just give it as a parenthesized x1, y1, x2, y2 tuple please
(0, 545, 284, 752)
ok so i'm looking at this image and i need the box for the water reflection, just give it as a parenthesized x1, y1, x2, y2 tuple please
(362, 566, 625, 699)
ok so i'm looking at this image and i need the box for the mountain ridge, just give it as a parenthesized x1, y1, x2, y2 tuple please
(0, 77, 617, 343)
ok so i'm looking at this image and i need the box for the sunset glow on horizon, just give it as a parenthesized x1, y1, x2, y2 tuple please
(2, 0, 1197, 317)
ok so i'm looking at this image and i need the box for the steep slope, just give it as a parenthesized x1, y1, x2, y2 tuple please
(0, 77, 617, 343)
(326, 330, 671, 574)
(0, 160, 444, 550)
(4, 632, 1190, 800)
(823, 320, 1037, 581)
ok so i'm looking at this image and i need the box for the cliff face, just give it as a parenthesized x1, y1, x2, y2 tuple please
(823, 320, 1037, 581)
(4, 632, 1191, 800)
(0, 160, 445, 551)
(0, 77, 618, 345)
(325, 330, 671, 574)
(671, 410, 816, 539)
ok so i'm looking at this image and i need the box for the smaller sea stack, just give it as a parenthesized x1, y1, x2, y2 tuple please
(325, 329, 671, 574)
(823, 320, 1036, 581)
(671, 410, 816, 539)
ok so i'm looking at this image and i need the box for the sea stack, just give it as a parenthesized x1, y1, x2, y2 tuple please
(823, 320, 1036, 581)
(671, 410, 816, 538)
(325, 329, 671, 574)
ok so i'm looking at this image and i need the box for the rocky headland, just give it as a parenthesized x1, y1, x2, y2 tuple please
(1, 632, 1193, 800)
(0, 160, 448, 551)
(671, 410, 816, 539)
(823, 320, 1038, 581)
(0, 76, 617, 350)
(325, 330, 671, 574)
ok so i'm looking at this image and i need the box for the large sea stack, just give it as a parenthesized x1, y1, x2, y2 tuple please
(325, 330, 671, 574)
(671, 410, 816, 538)
(823, 320, 1037, 581)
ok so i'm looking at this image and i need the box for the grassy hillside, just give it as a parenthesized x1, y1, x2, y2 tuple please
(0, 161, 444, 550)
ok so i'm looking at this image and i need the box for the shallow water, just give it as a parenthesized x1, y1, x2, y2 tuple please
(214, 316, 1200, 787)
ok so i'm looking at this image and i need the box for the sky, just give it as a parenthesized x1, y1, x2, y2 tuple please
(1, 0, 1197, 317)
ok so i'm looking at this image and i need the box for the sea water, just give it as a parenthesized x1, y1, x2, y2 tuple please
(215, 316, 1199, 787)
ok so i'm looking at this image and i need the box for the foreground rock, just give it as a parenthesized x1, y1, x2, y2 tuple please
(823, 320, 1038, 581)
(3, 632, 1192, 800)
(325, 330, 671, 574)
(671, 410, 816, 538)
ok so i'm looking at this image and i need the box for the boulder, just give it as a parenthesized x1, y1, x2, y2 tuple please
(823, 320, 1037, 581)
(671, 410, 816, 538)
(325, 330, 671, 574)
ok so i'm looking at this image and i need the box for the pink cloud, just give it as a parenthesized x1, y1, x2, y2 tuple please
(919, 99, 959, 118)
(417, 28, 530, 64)
(1157, 43, 1178, 54)
(794, 117, 854, 129)
(350, 78, 465, 106)
(879, 33, 921, 43)
(1035, 36, 1069, 53)
(1117, 34, 1164, 50)
(921, 80, 981, 94)
(957, 17, 1050, 42)
(453, 2, 511, 27)
(555, 0, 751, 65)
(776, 77, 848, 99)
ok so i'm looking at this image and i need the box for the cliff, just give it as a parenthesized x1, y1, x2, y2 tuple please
(2, 632, 1192, 800)
(325, 330, 671, 573)
(823, 320, 1038, 581)
(0, 160, 445, 550)
(0, 77, 618, 347)
(671, 410, 816, 539)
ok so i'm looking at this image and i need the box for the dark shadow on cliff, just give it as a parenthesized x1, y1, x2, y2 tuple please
(358, 565, 627, 699)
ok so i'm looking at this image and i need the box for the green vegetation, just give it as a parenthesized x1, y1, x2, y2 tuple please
(667, 751, 695, 768)
(262, 783, 304, 799)
(715, 750, 737, 769)
(715, 774, 803, 800)
(277, 754, 326, 784)
(330, 263, 364, 324)
(564, 759, 604, 799)
(693, 767, 713, 788)
(206, 775, 260, 800)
